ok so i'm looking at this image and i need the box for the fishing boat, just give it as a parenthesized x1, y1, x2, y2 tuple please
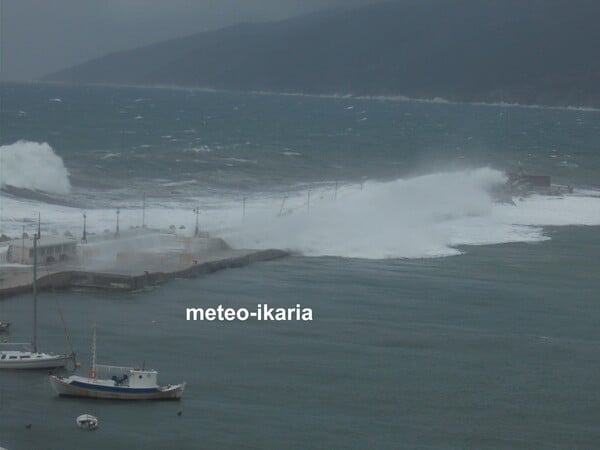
(76, 414, 99, 430)
(49, 326, 185, 400)
(0, 322, 10, 332)
(0, 232, 73, 369)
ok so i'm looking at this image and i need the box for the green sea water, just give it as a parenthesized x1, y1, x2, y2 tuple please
(0, 82, 599, 449)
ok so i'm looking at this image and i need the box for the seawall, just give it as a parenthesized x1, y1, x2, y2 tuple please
(0, 249, 288, 299)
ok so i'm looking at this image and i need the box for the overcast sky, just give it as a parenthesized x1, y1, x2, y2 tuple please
(0, 0, 381, 81)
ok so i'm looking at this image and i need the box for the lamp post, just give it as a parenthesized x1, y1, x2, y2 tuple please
(142, 193, 146, 228)
(115, 208, 120, 238)
(193, 207, 199, 237)
(21, 225, 25, 264)
(82, 212, 87, 242)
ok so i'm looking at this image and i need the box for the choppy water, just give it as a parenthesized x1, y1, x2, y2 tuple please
(0, 82, 599, 449)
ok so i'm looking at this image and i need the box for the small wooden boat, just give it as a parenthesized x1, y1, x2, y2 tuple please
(76, 414, 98, 430)
(50, 368, 185, 400)
(49, 326, 184, 400)
(0, 322, 10, 332)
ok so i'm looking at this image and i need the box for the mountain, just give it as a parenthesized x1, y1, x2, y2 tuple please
(43, 0, 600, 107)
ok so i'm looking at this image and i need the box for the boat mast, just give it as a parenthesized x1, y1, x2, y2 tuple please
(32, 231, 38, 353)
(89, 324, 97, 378)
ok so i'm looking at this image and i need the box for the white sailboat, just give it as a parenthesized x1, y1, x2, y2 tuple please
(0, 232, 73, 369)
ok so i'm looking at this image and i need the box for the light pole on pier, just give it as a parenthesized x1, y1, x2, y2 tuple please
(21, 225, 25, 264)
(193, 207, 199, 237)
(142, 193, 146, 228)
(82, 212, 87, 242)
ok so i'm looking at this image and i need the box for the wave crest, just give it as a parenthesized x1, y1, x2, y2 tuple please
(0, 140, 71, 195)
(227, 168, 515, 259)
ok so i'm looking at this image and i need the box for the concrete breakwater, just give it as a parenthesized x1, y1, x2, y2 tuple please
(0, 248, 287, 298)
(0, 231, 288, 298)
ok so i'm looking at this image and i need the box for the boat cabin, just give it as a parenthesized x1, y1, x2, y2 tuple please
(128, 368, 159, 388)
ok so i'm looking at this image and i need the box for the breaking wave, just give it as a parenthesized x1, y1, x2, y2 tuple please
(0, 140, 71, 195)
(221, 168, 600, 259)
(2, 166, 599, 260)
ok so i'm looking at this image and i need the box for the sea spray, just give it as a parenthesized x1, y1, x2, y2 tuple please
(1, 166, 600, 260)
(224, 168, 508, 258)
(221, 168, 600, 259)
(0, 140, 71, 194)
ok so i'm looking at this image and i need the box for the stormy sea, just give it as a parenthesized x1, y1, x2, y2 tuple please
(1, 81, 599, 449)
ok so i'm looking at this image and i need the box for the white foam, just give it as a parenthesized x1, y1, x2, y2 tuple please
(100, 152, 120, 160)
(217, 157, 257, 164)
(494, 195, 600, 226)
(0, 141, 71, 194)
(184, 146, 213, 153)
(161, 180, 198, 187)
(1, 167, 599, 260)
(217, 168, 600, 259)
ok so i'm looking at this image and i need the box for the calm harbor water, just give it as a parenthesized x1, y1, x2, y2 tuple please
(1, 82, 599, 449)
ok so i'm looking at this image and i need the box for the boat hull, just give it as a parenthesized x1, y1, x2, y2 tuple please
(49, 375, 185, 400)
(0, 352, 71, 369)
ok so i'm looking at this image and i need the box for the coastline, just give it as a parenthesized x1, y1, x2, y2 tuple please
(3, 79, 599, 113)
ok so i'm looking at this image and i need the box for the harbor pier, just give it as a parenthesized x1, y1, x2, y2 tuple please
(0, 231, 287, 298)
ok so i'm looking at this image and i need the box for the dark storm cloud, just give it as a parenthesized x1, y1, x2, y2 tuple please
(0, 0, 381, 81)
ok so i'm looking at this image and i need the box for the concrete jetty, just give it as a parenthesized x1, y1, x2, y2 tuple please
(0, 230, 287, 298)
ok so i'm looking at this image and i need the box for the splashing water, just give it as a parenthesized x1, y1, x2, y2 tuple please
(221, 168, 600, 259)
(0, 140, 71, 195)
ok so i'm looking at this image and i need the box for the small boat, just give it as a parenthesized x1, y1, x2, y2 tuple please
(76, 414, 98, 430)
(0, 322, 10, 332)
(0, 231, 73, 369)
(50, 368, 185, 400)
(0, 349, 73, 369)
(49, 326, 185, 400)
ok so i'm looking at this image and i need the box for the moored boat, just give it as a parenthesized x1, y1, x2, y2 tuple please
(76, 414, 99, 430)
(49, 326, 184, 400)
(50, 368, 185, 400)
(0, 348, 72, 369)
(0, 230, 73, 369)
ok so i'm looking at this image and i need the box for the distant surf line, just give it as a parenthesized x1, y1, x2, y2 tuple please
(12, 80, 600, 114)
